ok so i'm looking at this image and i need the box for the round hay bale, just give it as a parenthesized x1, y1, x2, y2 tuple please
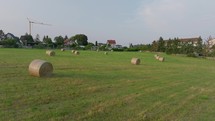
(46, 50, 55, 56)
(158, 57, 165, 62)
(155, 55, 160, 60)
(61, 48, 65, 51)
(71, 50, 75, 53)
(131, 58, 141, 65)
(29, 59, 53, 77)
(104, 52, 108, 55)
(75, 51, 80, 55)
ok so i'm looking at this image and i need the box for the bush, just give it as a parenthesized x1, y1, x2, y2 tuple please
(187, 53, 197, 57)
(112, 48, 124, 51)
(125, 48, 139, 52)
(33, 43, 46, 49)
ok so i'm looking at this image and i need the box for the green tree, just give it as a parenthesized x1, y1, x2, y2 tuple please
(34, 34, 41, 42)
(95, 41, 98, 46)
(85, 42, 94, 50)
(43, 36, 52, 45)
(64, 35, 68, 40)
(71, 34, 88, 46)
(204, 36, 213, 56)
(165, 39, 173, 54)
(139, 44, 152, 51)
(0, 38, 18, 48)
(157, 37, 165, 52)
(54, 36, 64, 47)
(0, 30, 4, 36)
(172, 38, 179, 54)
(129, 43, 133, 48)
(179, 42, 187, 54)
(151, 40, 158, 52)
(43, 36, 53, 48)
(194, 36, 203, 54)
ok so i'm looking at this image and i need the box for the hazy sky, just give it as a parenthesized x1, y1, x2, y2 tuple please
(1, 0, 215, 46)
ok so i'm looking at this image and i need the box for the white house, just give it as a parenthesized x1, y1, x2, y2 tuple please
(208, 38, 215, 48)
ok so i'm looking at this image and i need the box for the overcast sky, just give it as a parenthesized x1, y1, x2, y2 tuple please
(1, 0, 215, 46)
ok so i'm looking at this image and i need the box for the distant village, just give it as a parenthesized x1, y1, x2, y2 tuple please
(0, 29, 123, 50)
(1, 29, 215, 57)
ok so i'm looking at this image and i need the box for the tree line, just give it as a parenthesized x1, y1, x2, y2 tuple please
(1, 29, 215, 57)
(130, 36, 215, 57)
(0, 30, 89, 49)
(24, 33, 89, 49)
(151, 37, 203, 56)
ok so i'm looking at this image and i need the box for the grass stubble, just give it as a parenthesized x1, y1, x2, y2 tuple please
(0, 48, 215, 121)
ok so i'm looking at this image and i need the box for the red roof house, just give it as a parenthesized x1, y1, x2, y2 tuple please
(107, 40, 116, 48)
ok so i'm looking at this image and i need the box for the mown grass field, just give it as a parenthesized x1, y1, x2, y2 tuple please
(1, 48, 215, 121)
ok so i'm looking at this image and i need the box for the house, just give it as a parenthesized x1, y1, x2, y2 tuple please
(162, 37, 201, 47)
(98, 43, 106, 47)
(64, 39, 77, 46)
(0, 31, 21, 47)
(5, 33, 15, 39)
(20, 35, 29, 46)
(208, 38, 215, 48)
(115, 45, 123, 49)
(0, 35, 5, 41)
(20, 34, 35, 46)
(178, 37, 200, 46)
(0, 32, 20, 44)
(107, 40, 116, 48)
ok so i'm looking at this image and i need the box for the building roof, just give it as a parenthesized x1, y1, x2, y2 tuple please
(107, 40, 116, 45)
(0, 33, 19, 41)
(179, 37, 199, 43)
(20, 35, 27, 40)
(5, 33, 16, 39)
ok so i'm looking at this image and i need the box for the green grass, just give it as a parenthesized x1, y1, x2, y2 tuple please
(1, 48, 215, 121)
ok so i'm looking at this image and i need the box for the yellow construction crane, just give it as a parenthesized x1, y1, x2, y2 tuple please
(27, 18, 51, 35)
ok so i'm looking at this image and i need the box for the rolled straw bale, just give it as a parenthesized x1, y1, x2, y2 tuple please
(61, 48, 65, 51)
(131, 58, 141, 65)
(71, 50, 75, 53)
(46, 50, 55, 56)
(29, 59, 53, 77)
(155, 55, 160, 60)
(75, 51, 80, 55)
(158, 57, 165, 62)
